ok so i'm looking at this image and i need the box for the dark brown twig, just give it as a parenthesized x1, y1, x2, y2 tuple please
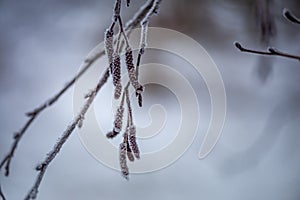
(283, 8, 300, 25)
(234, 42, 300, 61)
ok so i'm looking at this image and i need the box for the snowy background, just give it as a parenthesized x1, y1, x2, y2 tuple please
(1, 0, 300, 199)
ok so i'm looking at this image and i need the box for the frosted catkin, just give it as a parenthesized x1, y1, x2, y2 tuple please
(112, 53, 122, 99)
(119, 143, 129, 179)
(123, 130, 134, 162)
(128, 125, 140, 159)
(114, 106, 124, 133)
(125, 48, 143, 93)
(104, 29, 114, 74)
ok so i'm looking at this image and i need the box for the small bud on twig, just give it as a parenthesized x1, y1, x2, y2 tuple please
(137, 93, 143, 107)
(106, 131, 119, 139)
(283, 8, 300, 25)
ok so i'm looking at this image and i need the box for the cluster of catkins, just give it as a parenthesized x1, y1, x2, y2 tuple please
(107, 90, 140, 179)
(104, 0, 148, 179)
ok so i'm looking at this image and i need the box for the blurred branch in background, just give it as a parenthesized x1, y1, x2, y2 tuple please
(254, 0, 276, 83)
(254, 0, 276, 45)
(235, 41, 300, 61)
(235, 8, 300, 62)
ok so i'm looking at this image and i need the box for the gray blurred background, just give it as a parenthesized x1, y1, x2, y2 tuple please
(1, 0, 300, 199)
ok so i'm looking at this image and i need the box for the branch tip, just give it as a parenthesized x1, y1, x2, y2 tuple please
(283, 8, 300, 25)
(234, 41, 243, 51)
(267, 47, 276, 53)
(235, 42, 300, 61)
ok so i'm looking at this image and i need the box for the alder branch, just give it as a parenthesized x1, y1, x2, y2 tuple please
(24, 68, 110, 200)
(0, 52, 103, 177)
(0, 0, 159, 178)
(234, 42, 300, 61)
(283, 8, 300, 25)
(21, 0, 162, 199)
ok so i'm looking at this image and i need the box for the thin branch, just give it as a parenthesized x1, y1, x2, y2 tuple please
(283, 8, 300, 25)
(125, 0, 156, 30)
(0, 0, 160, 178)
(234, 42, 300, 61)
(117, 16, 130, 48)
(24, 68, 110, 200)
(135, 0, 160, 76)
(0, 184, 6, 200)
(0, 52, 104, 177)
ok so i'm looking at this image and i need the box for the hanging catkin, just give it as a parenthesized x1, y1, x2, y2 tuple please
(104, 29, 114, 74)
(114, 106, 124, 133)
(119, 143, 129, 179)
(106, 106, 124, 138)
(126, 140, 135, 161)
(123, 129, 134, 162)
(128, 125, 140, 159)
(112, 53, 122, 99)
(125, 48, 143, 94)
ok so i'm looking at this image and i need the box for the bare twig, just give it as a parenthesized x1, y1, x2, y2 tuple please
(0, 184, 6, 200)
(234, 42, 300, 61)
(125, 0, 156, 30)
(0, 0, 160, 179)
(0, 52, 104, 177)
(134, 0, 160, 107)
(283, 8, 300, 25)
(24, 68, 110, 200)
